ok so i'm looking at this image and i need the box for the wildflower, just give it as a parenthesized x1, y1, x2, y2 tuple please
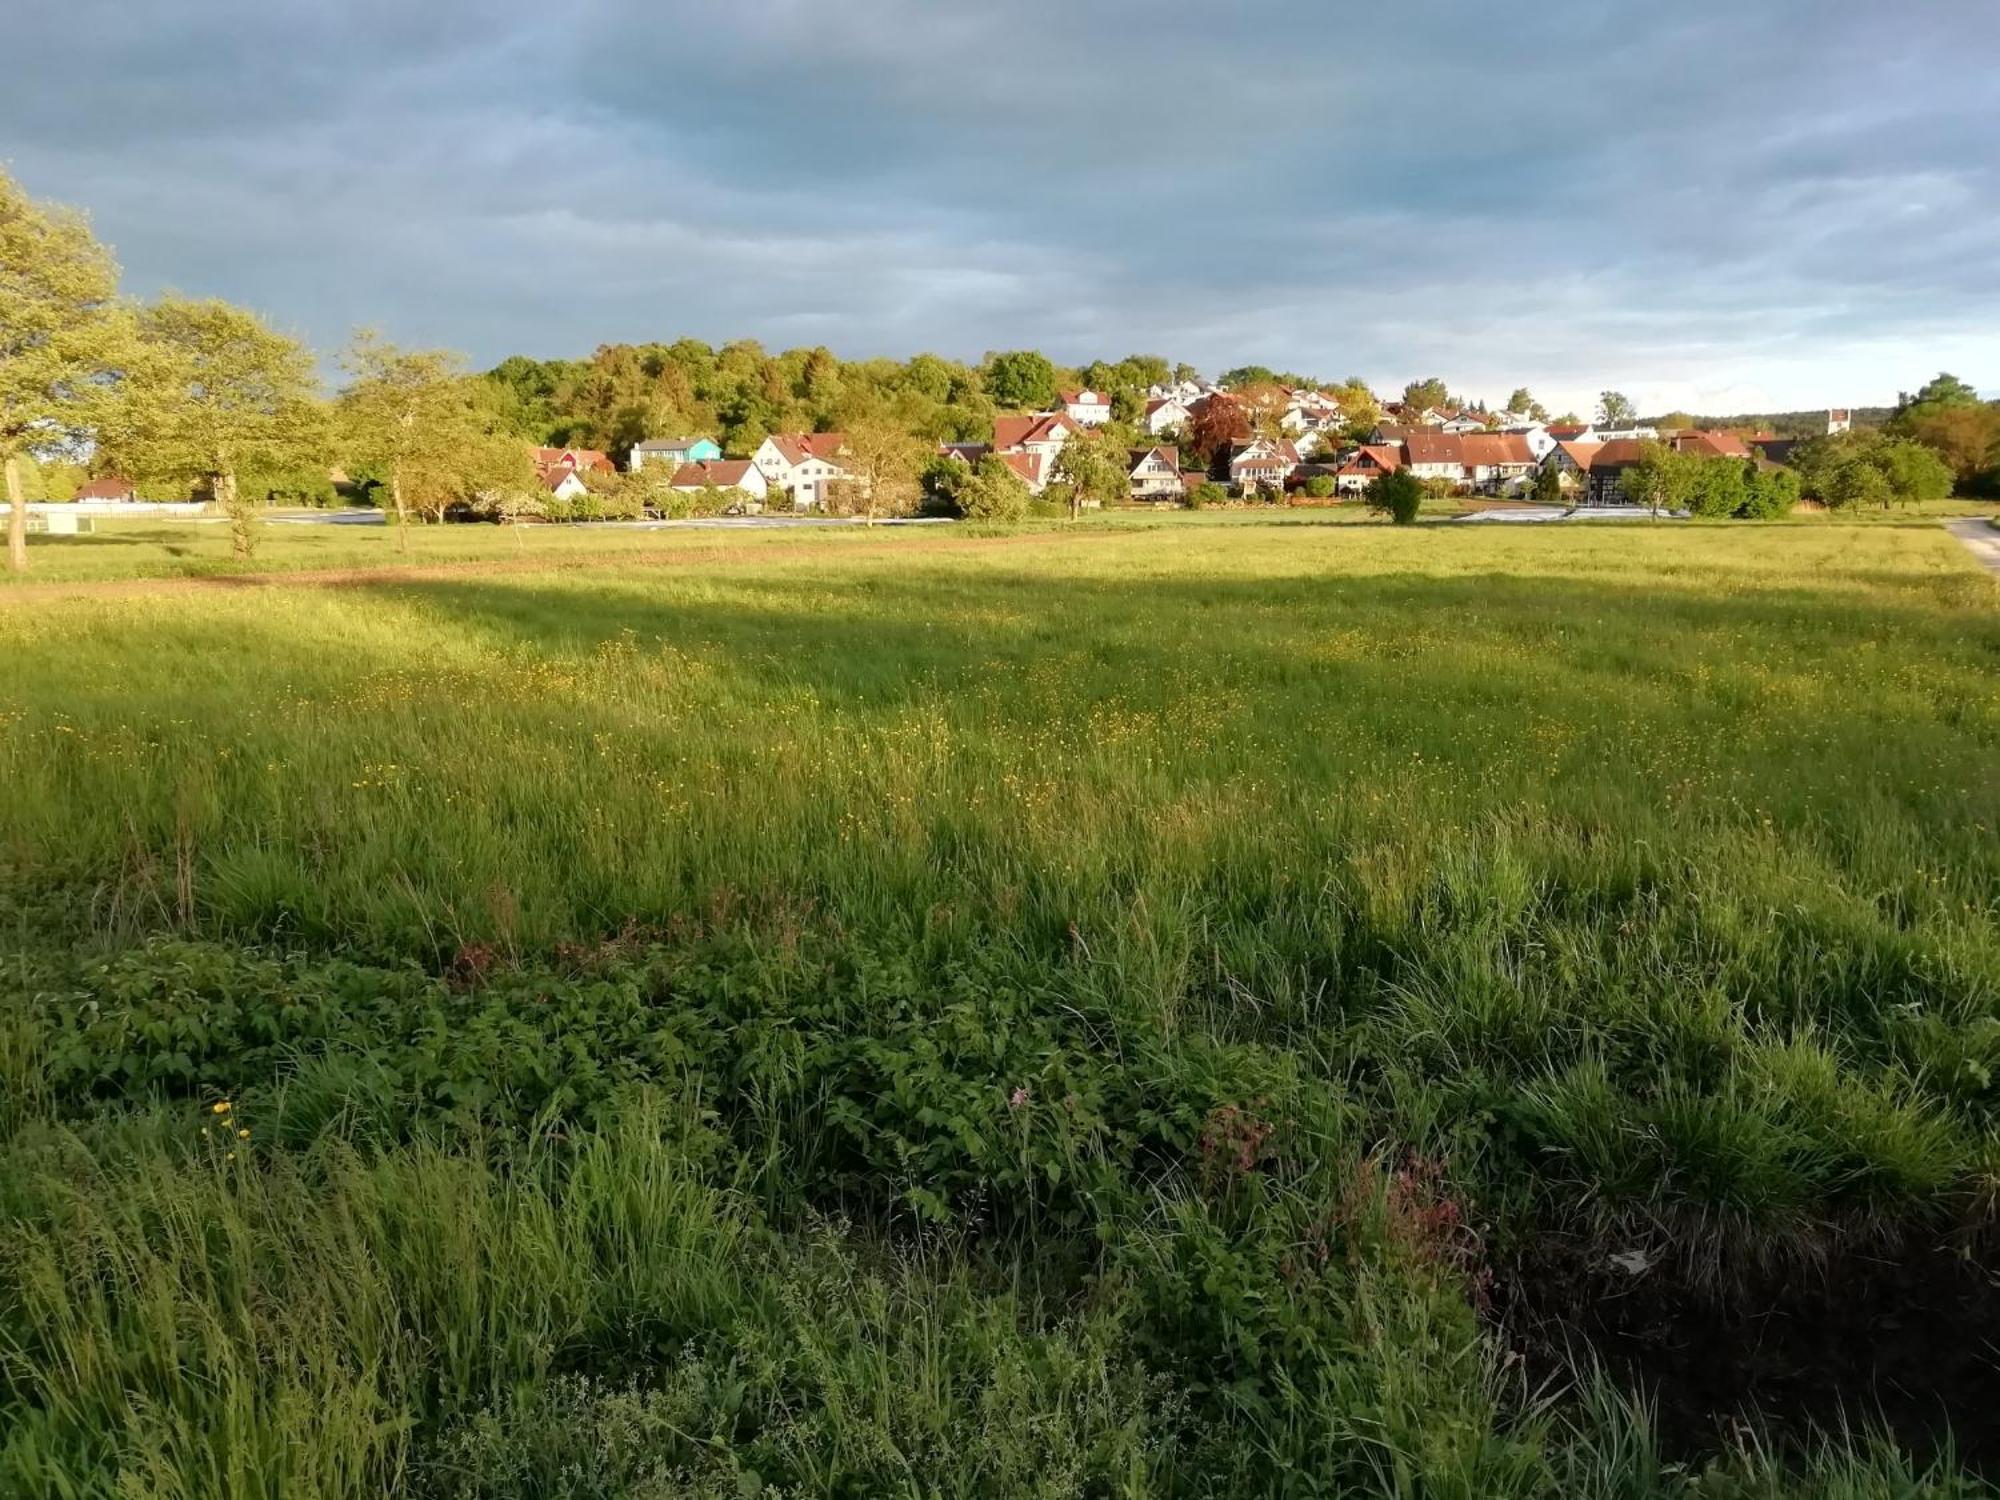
(212, 1100, 232, 1115)
(237, 1128, 250, 1139)
(225, 1151, 236, 1161)
(1009, 1086, 1030, 1110)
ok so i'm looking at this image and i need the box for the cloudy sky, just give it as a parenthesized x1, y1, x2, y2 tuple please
(7, 1, 1997, 414)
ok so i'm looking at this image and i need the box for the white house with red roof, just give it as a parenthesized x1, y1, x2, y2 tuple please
(1144, 397, 1191, 436)
(1058, 389, 1112, 427)
(529, 446, 615, 475)
(752, 432, 850, 508)
(1229, 438, 1302, 494)
(1127, 446, 1184, 502)
(1334, 444, 1403, 494)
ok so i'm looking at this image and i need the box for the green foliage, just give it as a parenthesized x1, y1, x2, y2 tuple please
(0, 168, 130, 571)
(981, 350, 1060, 412)
(1187, 480, 1226, 510)
(1686, 456, 1749, 518)
(1801, 432, 1960, 510)
(1401, 377, 1452, 414)
(4, 525, 1999, 1494)
(956, 455, 1032, 522)
(1739, 465, 1799, 519)
(1597, 391, 1638, 427)
(1304, 474, 1337, 498)
(1050, 431, 1126, 516)
(1366, 467, 1424, 523)
(1531, 461, 1564, 506)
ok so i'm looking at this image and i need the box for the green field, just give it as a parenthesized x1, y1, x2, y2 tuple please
(3, 519, 1998, 1497)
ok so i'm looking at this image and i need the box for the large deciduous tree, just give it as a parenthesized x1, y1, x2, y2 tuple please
(0, 170, 127, 573)
(1597, 391, 1638, 428)
(1400, 377, 1451, 415)
(338, 334, 533, 542)
(981, 350, 1060, 412)
(1050, 430, 1125, 520)
(113, 297, 324, 557)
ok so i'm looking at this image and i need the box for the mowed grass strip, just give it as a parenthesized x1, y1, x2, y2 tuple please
(3, 521, 1998, 1495)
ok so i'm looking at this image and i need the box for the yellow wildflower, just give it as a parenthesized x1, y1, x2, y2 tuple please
(212, 1101, 232, 1115)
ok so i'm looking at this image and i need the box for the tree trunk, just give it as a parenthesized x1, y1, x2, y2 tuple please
(5, 452, 26, 574)
(390, 470, 410, 553)
(216, 470, 257, 559)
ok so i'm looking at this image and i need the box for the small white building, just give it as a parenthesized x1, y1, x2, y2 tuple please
(1144, 397, 1191, 435)
(1058, 389, 1112, 427)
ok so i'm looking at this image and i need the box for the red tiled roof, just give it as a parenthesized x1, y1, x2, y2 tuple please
(75, 475, 137, 500)
(669, 460, 759, 488)
(529, 446, 614, 473)
(998, 452, 1045, 487)
(1588, 439, 1650, 469)
(765, 432, 848, 466)
(1402, 433, 1465, 467)
(1547, 424, 1590, 439)
(992, 413, 1078, 451)
(1059, 388, 1109, 406)
(1671, 431, 1751, 459)
(1128, 445, 1180, 472)
(1554, 440, 1604, 470)
(1457, 433, 1536, 466)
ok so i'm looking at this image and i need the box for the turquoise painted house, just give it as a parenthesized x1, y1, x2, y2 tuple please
(630, 435, 723, 470)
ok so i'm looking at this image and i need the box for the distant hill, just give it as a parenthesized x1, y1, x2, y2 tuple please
(1639, 406, 1892, 438)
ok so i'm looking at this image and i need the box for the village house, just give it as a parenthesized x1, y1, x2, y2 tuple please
(1058, 388, 1113, 426)
(1582, 439, 1650, 506)
(630, 436, 722, 470)
(1143, 397, 1191, 435)
(1401, 432, 1469, 487)
(1541, 440, 1603, 493)
(529, 446, 616, 475)
(538, 465, 591, 501)
(1457, 432, 1538, 493)
(1545, 423, 1596, 445)
(752, 432, 850, 508)
(1229, 438, 1301, 494)
(668, 459, 770, 503)
(74, 476, 140, 503)
(989, 412, 1081, 492)
(1333, 444, 1403, 494)
(1127, 445, 1184, 502)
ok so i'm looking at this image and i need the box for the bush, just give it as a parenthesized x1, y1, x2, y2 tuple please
(1303, 475, 1337, 499)
(957, 456, 1032, 522)
(1187, 481, 1226, 510)
(1366, 469, 1425, 525)
(1738, 465, 1799, 520)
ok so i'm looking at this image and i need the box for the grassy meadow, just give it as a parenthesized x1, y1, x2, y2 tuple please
(2, 518, 1998, 1497)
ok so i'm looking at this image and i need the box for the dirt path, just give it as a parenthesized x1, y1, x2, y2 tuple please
(1946, 517, 2000, 577)
(0, 526, 1102, 609)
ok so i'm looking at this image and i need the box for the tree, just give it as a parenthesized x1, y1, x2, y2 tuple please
(958, 456, 1031, 522)
(982, 350, 1059, 411)
(1303, 474, 1336, 499)
(1507, 388, 1550, 422)
(1685, 455, 1748, 518)
(1366, 468, 1424, 525)
(1739, 465, 1799, 520)
(1897, 372, 1981, 412)
(836, 407, 927, 519)
(338, 333, 531, 542)
(1186, 481, 1226, 510)
(1871, 437, 1955, 509)
(1900, 404, 2000, 489)
(1050, 431, 1125, 520)
(1826, 457, 1891, 511)
(1623, 441, 1695, 515)
(1401, 378, 1451, 415)
(1597, 391, 1638, 428)
(112, 297, 323, 557)
(1185, 396, 1251, 469)
(0, 170, 128, 573)
(1530, 461, 1563, 506)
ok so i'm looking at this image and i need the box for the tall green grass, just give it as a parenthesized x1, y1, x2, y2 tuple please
(2, 522, 1996, 1494)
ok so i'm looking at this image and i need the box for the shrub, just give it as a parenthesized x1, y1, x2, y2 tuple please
(1187, 481, 1226, 510)
(957, 456, 1032, 522)
(1304, 475, 1337, 499)
(1366, 469, 1425, 524)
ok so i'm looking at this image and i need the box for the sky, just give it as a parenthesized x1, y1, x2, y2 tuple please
(7, 0, 1998, 417)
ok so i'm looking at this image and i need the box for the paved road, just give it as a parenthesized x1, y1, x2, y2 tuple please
(1945, 517, 2000, 576)
(270, 510, 953, 531)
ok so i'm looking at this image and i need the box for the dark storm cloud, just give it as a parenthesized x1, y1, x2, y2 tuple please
(6, 0, 1996, 409)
